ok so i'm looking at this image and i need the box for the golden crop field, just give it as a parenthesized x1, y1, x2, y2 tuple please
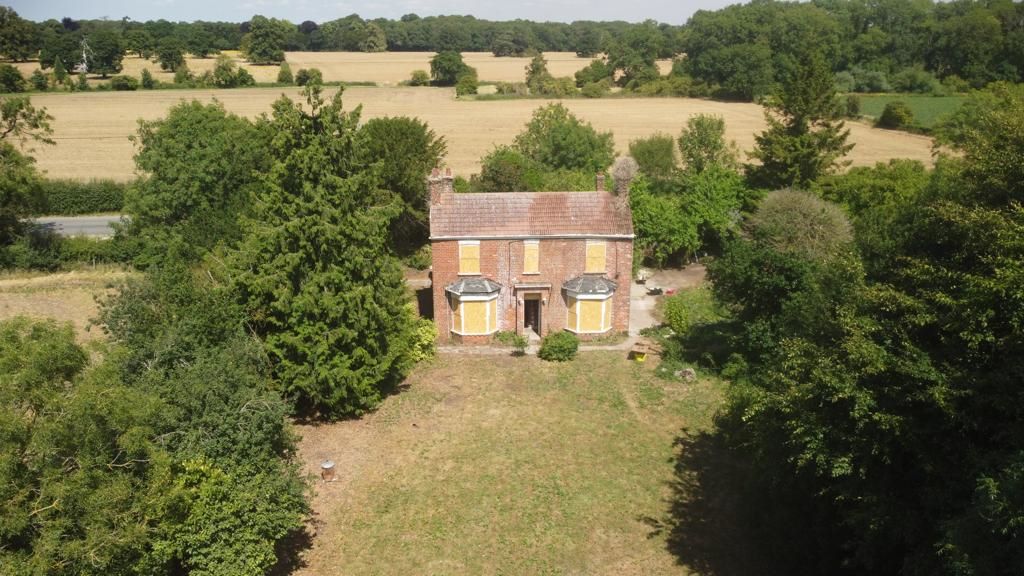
(14, 52, 666, 87)
(19, 85, 936, 183)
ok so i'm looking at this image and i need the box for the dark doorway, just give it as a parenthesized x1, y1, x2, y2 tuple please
(524, 297, 541, 335)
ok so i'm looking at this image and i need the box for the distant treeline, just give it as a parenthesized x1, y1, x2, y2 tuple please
(1, 0, 1023, 98)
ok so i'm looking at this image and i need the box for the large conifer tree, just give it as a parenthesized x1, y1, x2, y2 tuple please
(746, 49, 853, 189)
(230, 85, 414, 417)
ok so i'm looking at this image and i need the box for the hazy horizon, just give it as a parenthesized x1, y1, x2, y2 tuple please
(6, 0, 744, 26)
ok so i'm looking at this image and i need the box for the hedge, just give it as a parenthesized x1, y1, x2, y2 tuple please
(38, 179, 128, 215)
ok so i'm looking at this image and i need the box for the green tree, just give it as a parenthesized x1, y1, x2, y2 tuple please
(430, 50, 468, 86)
(52, 57, 68, 85)
(628, 133, 677, 178)
(245, 15, 288, 64)
(156, 36, 186, 71)
(29, 70, 47, 91)
(746, 49, 853, 189)
(229, 85, 415, 418)
(0, 63, 25, 93)
(124, 29, 156, 58)
(140, 67, 155, 89)
(0, 317, 171, 573)
(277, 61, 293, 84)
(0, 6, 34, 61)
(513, 103, 615, 172)
(88, 28, 124, 78)
(0, 97, 51, 248)
(126, 100, 270, 265)
(358, 116, 447, 253)
(677, 114, 738, 174)
(525, 52, 553, 93)
(185, 27, 216, 58)
(359, 22, 387, 52)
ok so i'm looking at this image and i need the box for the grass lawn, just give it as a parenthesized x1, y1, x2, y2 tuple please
(294, 351, 726, 575)
(857, 93, 967, 129)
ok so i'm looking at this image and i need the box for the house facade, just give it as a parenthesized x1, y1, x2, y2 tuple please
(428, 169, 634, 344)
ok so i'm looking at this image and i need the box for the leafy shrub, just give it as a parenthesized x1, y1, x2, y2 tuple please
(430, 51, 471, 86)
(662, 287, 720, 336)
(408, 69, 430, 86)
(834, 71, 855, 93)
(494, 81, 528, 95)
(173, 64, 192, 84)
(109, 75, 139, 91)
(140, 68, 156, 89)
(538, 331, 578, 361)
(38, 178, 127, 214)
(877, 101, 914, 129)
(235, 67, 255, 87)
(844, 94, 861, 118)
(0, 63, 26, 92)
(494, 330, 528, 355)
(404, 244, 431, 270)
(853, 68, 890, 93)
(514, 103, 615, 172)
(891, 67, 944, 95)
(409, 314, 437, 364)
(294, 67, 322, 86)
(581, 80, 610, 98)
(629, 133, 677, 178)
(75, 72, 89, 91)
(455, 71, 478, 96)
(574, 59, 612, 87)
(941, 74, 970, 94)
(30, 69, 48, 91)
(633, 76, 693, 97)
(277, 61, 293, 84)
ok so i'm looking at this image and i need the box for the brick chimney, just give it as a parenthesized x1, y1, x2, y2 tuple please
(595, 172, 605, 192)
(428, 167, 454, 204)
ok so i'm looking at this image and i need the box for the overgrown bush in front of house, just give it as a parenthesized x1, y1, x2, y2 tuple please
(538, 331, 579, 361)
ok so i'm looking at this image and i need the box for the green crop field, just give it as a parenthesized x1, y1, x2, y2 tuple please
(857, 94, 967, 130)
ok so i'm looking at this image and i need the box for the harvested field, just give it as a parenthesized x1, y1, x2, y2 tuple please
(284, 51, 673, 85)
(12, 52, 658, 88)
(12, 51, 281, 86)
(20, 87, 936, 182)
(0, 267, 133, 342)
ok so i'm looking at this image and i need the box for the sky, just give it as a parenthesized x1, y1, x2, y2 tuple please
(7, 0, 742, 25)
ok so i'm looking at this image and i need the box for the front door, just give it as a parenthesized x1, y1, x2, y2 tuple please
(524, 297, 541, 335)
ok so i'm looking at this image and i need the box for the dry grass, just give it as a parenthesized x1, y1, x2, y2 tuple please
(19, 86, 936, 182)
(294, 351, 724, 575)
(0, 267, 132, 342)
(13, 52, 666, 88)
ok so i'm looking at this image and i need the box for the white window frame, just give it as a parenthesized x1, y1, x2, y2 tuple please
(450, 293, 500, 336)
(565, 293, 613, 334)
(458, 240, 481, 276)
(523, 239, 540, 275)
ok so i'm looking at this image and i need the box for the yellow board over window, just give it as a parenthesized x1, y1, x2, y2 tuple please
(462, 301, 488, 334)
(523, 242, 539, 274)
(585, 241, 606, 273)
(567, 296, 578, 329)
(459, 243, 480, 275)
(603, 297, 613, 329)
(580, 300, 604, 332)
(489, 299, 497, 330)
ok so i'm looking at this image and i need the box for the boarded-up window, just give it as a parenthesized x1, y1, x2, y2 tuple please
(603, 297, 613, 329)
(463, 301, 487, 334)
(452, 296, 497, 335)
(459, 242, 480, 275)
(452, 297, 462, 330)
(585, 241, 606, 273)
(580, 300, 604, 332)
(524, 241, 539, 274)
(567, 296, 578, 330)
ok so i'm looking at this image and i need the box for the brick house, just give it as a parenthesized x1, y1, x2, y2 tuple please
(428, 169, 634, 344)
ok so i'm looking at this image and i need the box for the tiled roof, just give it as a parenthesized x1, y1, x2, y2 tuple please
(446, 277, 503, 295)
(563, 275, 618, 296)
(429, 191, 633, 239)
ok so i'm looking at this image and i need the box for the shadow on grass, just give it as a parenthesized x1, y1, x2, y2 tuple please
(269, 525, 315, 576)
(642, 429, 782, 576)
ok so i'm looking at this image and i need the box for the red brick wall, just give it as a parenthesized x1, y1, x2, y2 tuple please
(432, 237, 633, 344)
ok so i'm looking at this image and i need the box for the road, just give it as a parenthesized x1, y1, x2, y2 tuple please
(34, 215, 123, 238)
